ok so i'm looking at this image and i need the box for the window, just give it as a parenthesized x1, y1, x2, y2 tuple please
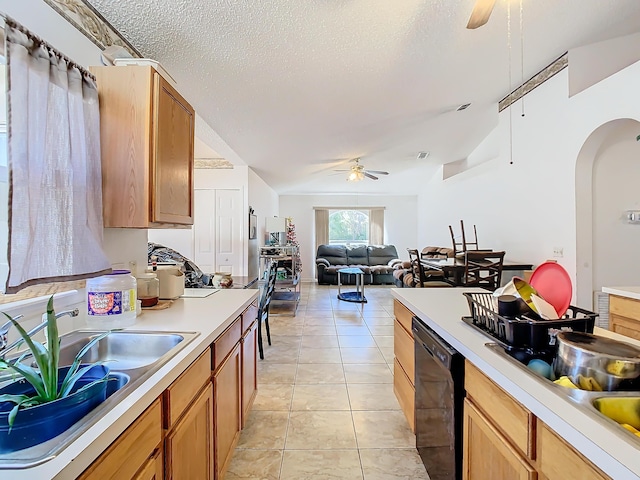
(328, 210, 369, 245)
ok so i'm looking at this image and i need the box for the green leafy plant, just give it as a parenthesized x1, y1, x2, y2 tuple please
(0, 296, 109, 427)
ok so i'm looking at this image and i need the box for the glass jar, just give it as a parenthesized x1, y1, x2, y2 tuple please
(137, 272, 160, 307)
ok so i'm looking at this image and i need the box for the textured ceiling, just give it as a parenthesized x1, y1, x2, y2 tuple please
(87, 0, 640, 194)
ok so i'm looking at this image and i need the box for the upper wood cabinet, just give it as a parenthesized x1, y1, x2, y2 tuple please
(91, 65, 195, 228)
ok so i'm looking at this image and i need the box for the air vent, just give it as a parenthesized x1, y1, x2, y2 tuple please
(417, 151, 430, 160)
(456, 103, 471, 111)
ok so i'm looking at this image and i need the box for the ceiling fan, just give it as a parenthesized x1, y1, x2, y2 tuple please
(335, 158, 389, 182)
(467, 0, 497, 29)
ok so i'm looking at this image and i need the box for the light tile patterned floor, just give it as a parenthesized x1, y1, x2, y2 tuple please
(226, 283, 429, 480)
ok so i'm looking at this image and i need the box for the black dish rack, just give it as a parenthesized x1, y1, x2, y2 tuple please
(463, 292, 598, 352)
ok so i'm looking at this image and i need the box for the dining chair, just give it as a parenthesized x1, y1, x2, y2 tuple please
(449, 220, 479, 256)
(257, 261, 278, 359)
(462, 250, 506, 291)
(407, 248, 452, 287)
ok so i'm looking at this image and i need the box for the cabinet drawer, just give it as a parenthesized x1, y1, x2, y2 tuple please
(610, 295, 640, 321)
(80, 399, 162, 480)
(465, 361, 534, 459)
(394, 299, 414, 334)
(165, 349, 212, 428)
(242, 301, 258, 333)
(213, 317, 242, 369)
(393, 359, 415, 432)
(394, 319, 414, 385)
(610, 313, 640, 341)
(537, 422, 609, 480)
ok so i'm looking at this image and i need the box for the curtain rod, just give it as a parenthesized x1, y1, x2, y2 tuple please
(312, 206, 386, 210)
(1, 14, 96, 81)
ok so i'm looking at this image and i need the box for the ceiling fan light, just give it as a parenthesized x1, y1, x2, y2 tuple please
(347, 170, 364, 182)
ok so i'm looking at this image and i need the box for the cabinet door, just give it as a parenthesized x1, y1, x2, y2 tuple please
(151, 72, 194, 225)
(214, 342, 242, 480)
(537, 421, 609, 480)
(462, 399, 536, 480)
(241, 319, 258, 427)
(79, 399, 163, 480)
(165, 383, 214, 480)
(133, 449, 163, 480)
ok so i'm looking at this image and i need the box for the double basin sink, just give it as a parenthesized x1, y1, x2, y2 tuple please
(486, 343, 640, 443)
(0, 329, 199, 468)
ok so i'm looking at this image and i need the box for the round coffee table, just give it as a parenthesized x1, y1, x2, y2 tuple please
(337, 267, 367, 303)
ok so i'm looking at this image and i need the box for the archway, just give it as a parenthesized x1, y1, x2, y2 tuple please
(575, 118, 640, 310)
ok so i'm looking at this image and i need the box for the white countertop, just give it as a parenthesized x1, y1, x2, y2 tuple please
(2, 289, 257, 480)
(603, 286, 640, 301)
(391, 287, 640, 480)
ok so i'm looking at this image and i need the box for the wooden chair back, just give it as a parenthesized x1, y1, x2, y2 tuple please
(450, 220, 479, 256)
(407, 248, 446, 287)
(463, 250, 505, 291)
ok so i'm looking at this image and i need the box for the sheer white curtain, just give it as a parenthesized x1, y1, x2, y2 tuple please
(5, 17, 110, 293)
(314, 209, 329, 248)
(369, 208, 384, 245)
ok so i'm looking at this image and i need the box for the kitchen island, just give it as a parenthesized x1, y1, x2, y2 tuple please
(603, 286, 640, 341)
(3, 288, 257, 480)
(392, 287, 640, 480)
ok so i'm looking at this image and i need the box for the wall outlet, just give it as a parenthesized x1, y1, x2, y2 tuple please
(552, 247, 564, 258)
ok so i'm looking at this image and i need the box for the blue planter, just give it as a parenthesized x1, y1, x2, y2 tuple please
(0, 365, 110, 453)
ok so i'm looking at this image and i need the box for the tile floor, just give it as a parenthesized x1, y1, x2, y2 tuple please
(226, 283, 429, 480)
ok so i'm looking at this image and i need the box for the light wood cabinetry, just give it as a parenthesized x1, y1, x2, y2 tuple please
(79, 399, 163, 480)
(609, 295, 640, 341)
(464, 360, 611, 480)
(214, 342, 242, 480)
(393, 299, 416, 432)
(537, 421, 608, 480)
(133, 449, 163, 480)
(91, 65, 195, 228)
(463, 399, 536, 480)
(165, 384, 214, 480)
(241, 319, 258, 427)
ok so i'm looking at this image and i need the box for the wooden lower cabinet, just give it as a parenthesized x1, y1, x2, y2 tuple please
(133, 449, 163, 480)
(165, 383, 214, 480)
(609, 295, 640, 341)
(537, 422, 609, 480)
(463, 399, 536, 480)
(393, 299, 416, 432)
(79, 399, 163, 480)
(241, 319, 258, 428)
(214, 342, 242, 480)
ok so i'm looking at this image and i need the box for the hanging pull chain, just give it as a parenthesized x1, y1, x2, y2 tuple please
(520, 0, 525, 118)
(507, 0, 513, 165)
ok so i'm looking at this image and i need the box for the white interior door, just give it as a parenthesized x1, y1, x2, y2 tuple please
(215, 190, 241, 274)
(194, 189, 216, 273)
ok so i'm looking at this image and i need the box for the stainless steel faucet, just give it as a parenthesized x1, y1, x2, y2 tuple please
(0, 308, 79, 358)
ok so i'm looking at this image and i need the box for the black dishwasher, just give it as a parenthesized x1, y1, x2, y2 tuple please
(412, 316, 465, 480)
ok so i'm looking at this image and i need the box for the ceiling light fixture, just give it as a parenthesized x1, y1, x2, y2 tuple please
(347, 169, 365, 182)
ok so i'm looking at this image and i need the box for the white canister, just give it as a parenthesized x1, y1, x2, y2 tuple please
(86, 270, 137, 329)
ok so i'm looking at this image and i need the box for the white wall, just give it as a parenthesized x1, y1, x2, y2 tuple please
(592, 121, 640, 291)
(248, 169, 280, 242)
(280, 194, 418, 282)
(417, 58, 640, 308)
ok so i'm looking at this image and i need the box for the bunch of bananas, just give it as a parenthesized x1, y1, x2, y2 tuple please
(594, 397, 640, 430)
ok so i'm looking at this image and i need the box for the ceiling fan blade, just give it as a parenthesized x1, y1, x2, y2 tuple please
(366, 170, 389, 175)
(466, 0, 496, 29)
(364, 172, 379, 180)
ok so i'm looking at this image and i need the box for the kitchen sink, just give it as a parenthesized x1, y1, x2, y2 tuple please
(0, 330, 199, 469)
(485, 343, 640, 444)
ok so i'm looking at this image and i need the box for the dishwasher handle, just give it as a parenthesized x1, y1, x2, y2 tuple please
(413, 317, 456, 369)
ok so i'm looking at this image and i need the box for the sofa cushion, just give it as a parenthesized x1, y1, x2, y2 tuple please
(368, 245, 399, 265)
(316, 244, 347, 265)
(346, 245, 368, 265)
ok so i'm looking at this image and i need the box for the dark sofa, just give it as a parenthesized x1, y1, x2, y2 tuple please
(315, 244, 401, 285)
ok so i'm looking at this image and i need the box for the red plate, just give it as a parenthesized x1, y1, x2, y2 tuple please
(529, 262, 572, 317)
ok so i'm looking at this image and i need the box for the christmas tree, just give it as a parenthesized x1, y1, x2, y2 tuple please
(286, 217, 302, 273)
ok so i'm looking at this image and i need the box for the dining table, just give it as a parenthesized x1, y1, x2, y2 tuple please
(421, 257, 534, 287)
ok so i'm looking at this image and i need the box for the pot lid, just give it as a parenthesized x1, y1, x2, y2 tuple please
(558, 331, 640, 360)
